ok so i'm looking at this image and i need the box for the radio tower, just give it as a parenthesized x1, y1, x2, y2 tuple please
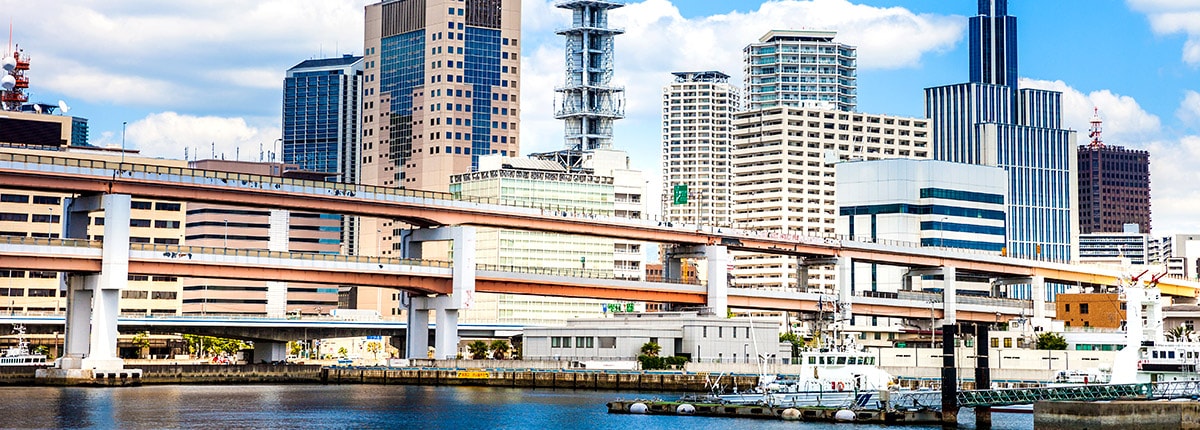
(1, 36, 31, 112)
(1087, 107, 1104, 149)
(554, 0, 626, 152)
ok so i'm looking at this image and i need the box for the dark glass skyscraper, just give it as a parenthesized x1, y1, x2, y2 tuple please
(282, 54, 363, 183)
(970, 0, 1018, 88)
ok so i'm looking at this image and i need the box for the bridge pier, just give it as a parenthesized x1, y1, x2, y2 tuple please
(401, 226, 475, 359)
(666, 245, 730, 317)
(57, 194, 132, 372)
(975, 323, 992, 428)
(253, 341, 289, 363)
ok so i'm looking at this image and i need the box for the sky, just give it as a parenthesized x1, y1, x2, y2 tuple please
(5, 0, 1200, 236)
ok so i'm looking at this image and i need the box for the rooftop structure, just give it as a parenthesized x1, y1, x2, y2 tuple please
(554, 0, 626, 152)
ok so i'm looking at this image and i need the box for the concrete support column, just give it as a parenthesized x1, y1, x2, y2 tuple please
(942, 266, 957, 325)
(405, 295, 430, 359)
(836, 256, 853, 323)
(58, 275, 96, 369)
(1031, 275, 1046, 320)
(664, 247, 683, 282)
(253, 341, 288, 363)
(704, 245, 728, 318)
(83, 194, 131, 370)
(402, 227, 476, 360)
(795, 256, 808, 291)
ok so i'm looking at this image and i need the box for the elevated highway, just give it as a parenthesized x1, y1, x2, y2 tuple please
(0, 153, 1196, 298)
(0, 236, 1030, 321)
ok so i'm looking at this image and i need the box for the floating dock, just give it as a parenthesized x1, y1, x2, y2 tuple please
(606, 399, 942, 424)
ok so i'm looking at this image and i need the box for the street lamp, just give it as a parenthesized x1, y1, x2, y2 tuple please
(223, 218, 229, 248)
(929, 300, 939, 348)
(121, 121, 127, 164)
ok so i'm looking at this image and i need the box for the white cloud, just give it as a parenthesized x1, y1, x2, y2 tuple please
(1145, 135, 1200, 234)
(1178, 90, 1200, 127)
(1128, 0, 1200, 66)
(125, 112, 282, 162)
(9, 0, 365, 113)
(1019, 78, 1162, 146)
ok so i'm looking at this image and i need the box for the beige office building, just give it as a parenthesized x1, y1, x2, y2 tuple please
(183, 160, 341, 317)
(0, 146, 187, 316)
(730, 107, 931, 292)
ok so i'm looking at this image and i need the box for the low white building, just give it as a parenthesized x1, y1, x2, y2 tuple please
(522, 311, 789, 364)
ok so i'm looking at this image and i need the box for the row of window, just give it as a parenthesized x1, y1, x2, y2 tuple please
(0, 194, 61, 205)
(550, 336, 614, 349)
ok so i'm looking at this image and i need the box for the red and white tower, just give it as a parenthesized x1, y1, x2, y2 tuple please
(1087, 107, 1104, 149)
(1, 43, 31, 112)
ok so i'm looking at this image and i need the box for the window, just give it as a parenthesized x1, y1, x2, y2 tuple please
(1004, 338, 1013, 348)
(598, 337, 616, 348)
(1065, 304, 1070, 312)
(551, 336, 571, 348)
(575, 337, 593, 348)
(0, 194, 28, 203)
(152, 291, 177, 300)
(1080, 303, 1090, 314)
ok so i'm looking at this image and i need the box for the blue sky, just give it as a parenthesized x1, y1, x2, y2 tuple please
(6, 0, 1200, 235)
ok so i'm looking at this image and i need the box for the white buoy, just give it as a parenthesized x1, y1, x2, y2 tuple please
(629, 402, 648, 414)
(834, 409, 856, 421)
(780, 408, 801, 420)
(676, 403, 695, 415)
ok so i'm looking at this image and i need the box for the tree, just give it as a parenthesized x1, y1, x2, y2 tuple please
(289, 341, 304, 357)
(468, 340, 490, 359)
(640, 342, 661, 357)
(779, 332, 802, 359)
(489, 340, 510, 359)
(1168, 325, 1194, 342)
(131, 332, 151, 359)
(1036, 332, 1067, 350)
(366, 341, 382, 361)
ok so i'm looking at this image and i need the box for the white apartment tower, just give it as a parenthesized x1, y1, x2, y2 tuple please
(661, 71, 740, 227)
(731, 107, 932, 291)
(743, 30, 857, 112)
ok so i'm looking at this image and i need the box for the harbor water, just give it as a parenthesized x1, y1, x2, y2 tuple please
(0, 384, 1032, 429)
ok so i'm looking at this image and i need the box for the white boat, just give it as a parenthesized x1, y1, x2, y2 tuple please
(713, 346, 896, 408)
(1, 325, 48, 366)
(1111, 277, 1200, 385)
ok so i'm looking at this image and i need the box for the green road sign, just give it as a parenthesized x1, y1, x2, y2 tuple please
(672, 184, 688, 205)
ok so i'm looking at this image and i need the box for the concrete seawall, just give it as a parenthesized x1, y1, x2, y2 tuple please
(1035, 401, 1200, 430)
(322, 367, 758, 392)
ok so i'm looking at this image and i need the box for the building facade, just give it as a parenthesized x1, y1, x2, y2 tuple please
(730, 107, 931, 291)
(0, 146, 185, 317)
(661, 71, 739, 227)
(1079, 224, 1151, 266)
(361, 0, 521, 253)
(282, 54, 364, 182)
(523, 312, 786, 364)
(449, 151, 646, 326)
(925, 0, 1078, 263)
(743, 30, 856, 112)
(183, 160, 341, 317)
(1077, 110, 1151, 234)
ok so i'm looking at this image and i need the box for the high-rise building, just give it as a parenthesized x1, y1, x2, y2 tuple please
(361, 0, 521, 262)
(1079, 225, 1151, 266)
(925, 0, 1078, 263)
(743, 30, 857, 112)
(282, 54, 364, 183)
(969, 0, 1018, 88)
(555, 0, 625, 151)
(1077, 109, 1151, 234)
(661, 71, 739, 227)
(730, 107, 931, 291)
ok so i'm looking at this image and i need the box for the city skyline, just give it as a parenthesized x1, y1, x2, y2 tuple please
(6, 0, 1200, 235)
